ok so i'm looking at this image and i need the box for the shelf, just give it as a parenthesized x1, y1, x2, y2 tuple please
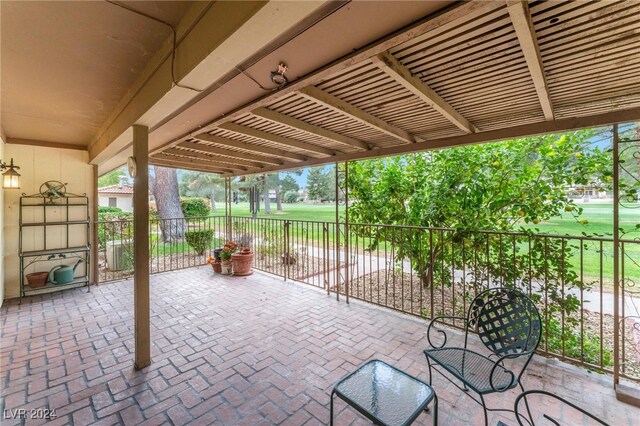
(21, 246, 90, 257)
(23, 277, 89, 294)
(21, 203, 88, 207)
(21, 220, 90, 227)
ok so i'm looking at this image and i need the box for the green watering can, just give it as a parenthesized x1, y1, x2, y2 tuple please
(49, 259, 83, 285)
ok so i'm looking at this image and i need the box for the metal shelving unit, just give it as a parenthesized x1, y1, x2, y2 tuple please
(19, 192, 91, 299)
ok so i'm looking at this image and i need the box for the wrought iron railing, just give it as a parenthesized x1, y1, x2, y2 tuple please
(96, 215, 640, 381)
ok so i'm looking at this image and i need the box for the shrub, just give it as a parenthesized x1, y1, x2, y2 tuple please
(98, 206, 123, 214)
(185, 229, 215, 255)
(284, 191, 300, 203)
(180, 198, 210, 217)
(97, 211, 133, 248)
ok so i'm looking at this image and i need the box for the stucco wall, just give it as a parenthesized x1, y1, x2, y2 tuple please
(3, 144, 94, 300)
(98, 194, 133, 212)
(0, 137, 5, 305)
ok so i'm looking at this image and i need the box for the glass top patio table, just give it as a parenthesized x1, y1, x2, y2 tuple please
(331, 359, 437, 426)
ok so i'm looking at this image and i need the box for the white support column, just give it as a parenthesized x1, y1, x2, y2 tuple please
(133, 125, 151, 370)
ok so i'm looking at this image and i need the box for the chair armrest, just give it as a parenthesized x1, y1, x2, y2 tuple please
(514, 390, 610, 426)
(488, 349, 536, 392)
(426, 316, 468, 349)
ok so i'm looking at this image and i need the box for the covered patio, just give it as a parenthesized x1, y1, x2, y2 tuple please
(2, 267, 637, 425)
(2, 0, 640, 424)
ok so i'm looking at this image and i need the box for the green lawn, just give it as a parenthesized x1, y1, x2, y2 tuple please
(212, 202, 338, 222)
(213, 202, 638, 290)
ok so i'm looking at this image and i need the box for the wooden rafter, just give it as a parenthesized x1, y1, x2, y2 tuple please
(150, 159, 230, 175)
(371, 52, 478, 133)
(175, 142, 275, 167)
(298, 85, 416, 144)
(222, 106, 640, 177)
(162, 148, 264, 171)
(152, 153, 242, 173)
(251, 107, 370, 151)
(195, 132, 308, 162)
(507, 0, 554, 120)
(218, 122, 336, 157)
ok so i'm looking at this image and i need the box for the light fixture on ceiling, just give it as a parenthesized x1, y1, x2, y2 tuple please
(1, 158, 21, 189)
(270, 63, 289, 89)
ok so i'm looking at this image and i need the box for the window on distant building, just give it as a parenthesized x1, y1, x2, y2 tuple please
(109, 197, 117, 207)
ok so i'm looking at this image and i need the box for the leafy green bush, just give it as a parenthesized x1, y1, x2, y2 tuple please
(284, 191, 300, 203)
(185, 229, 215, 255)
(544, 317, 612, 367)
(98, 206, 123, 214)
(180, 198, 210, 217)
(97, 212, 133, 248)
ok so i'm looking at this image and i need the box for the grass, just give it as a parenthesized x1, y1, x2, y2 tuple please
(214, 202, 639, 290)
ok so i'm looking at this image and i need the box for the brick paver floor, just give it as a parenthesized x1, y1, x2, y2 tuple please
(1, 267, 639, 425)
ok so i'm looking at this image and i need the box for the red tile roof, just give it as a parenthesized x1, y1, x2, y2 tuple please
(98, 184, 151, 195)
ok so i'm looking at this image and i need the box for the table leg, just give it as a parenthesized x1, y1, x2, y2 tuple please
(433, 394, 438, 426)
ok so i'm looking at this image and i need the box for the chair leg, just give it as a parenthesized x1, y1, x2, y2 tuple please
(519, 382, 534, 426)
(330, 389, 335, 426)
(424, 354, 434, 386)
(479, 393, 488, 426)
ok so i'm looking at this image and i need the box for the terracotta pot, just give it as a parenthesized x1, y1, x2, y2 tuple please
(26, 272, 48, 288)
(221, 261, 233, 275)
(231, 249, 253, 276)
(211, 262, 222, 274)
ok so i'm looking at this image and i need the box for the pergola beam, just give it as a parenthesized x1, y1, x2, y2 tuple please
(298, 85, 416, 144)
(150, 158, 230, 175)
(195, 132, 308, 162)
(251, 107, 370, 151)
(218, 122, 337, 157)
(371, 52, 478, 133)
(507, 0, 554, 120)
(223, 105, 640, 176)
(163, 148, 264, 171)
(152, 154, 240, 173)
(178, 141, 283, 166)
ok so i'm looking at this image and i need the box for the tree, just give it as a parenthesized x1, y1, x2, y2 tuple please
(347, 131, 610, 318)
(281, 175, 299, 193)
(307, 166, 334, 201)
(261, 174, 271, 214)
(98, 167, 127, 187)
(180, 171, 223, 212)
(151, 166, 186, 242)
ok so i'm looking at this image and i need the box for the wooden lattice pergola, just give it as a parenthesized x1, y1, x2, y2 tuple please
(148, 0, 640, 176)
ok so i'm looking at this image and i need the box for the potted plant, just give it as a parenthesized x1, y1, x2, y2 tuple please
(231, 247, 254, 276)
(219, 241, 238, 275)
(207, 256, 221, 274)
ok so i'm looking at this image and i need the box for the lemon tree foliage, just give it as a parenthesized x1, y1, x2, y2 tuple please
(347, 131, 610, 329)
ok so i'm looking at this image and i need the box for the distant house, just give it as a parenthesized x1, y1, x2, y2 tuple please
(98, 177, 152, 212)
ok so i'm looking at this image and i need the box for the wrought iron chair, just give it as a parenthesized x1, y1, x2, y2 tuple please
(424, 287, 542, 426)
(514, 390, 609, 425)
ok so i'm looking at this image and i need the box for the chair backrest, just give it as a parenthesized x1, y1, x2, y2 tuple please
(467, 288, 541, 357)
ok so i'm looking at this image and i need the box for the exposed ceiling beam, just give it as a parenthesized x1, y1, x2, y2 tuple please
(218, 122, 336, 157)
(162, 148, 264, 171)
(298, 85, 416, 144)
(150, 159, 229, 175)
(251, 107, 370, 151)
(178, 141, 284, 166)
(90, 1, 332, 164)
(224, 105, 640, 176)
(195, 132, 308, 162)
(152, 153, 242, 173)
(507, 0, 554, 120)
(371, 52, 478, 133)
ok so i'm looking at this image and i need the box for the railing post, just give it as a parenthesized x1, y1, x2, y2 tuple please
(613, 124, 620, 387)
(284, 220, 290, 281)
(225, 177, 232, 242)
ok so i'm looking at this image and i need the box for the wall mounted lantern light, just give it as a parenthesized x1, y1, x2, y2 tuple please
(1, 158, 21, 189)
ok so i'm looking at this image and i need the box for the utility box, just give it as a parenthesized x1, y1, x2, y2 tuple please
(106, 240, 133, 271)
